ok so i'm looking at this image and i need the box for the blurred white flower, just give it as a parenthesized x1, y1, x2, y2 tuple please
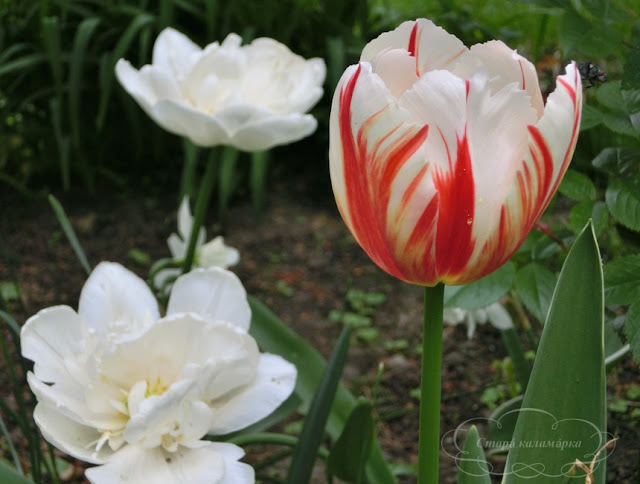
(22, 262, 296, 484)
(443, 302, 513, 339)
(155, 196, 240, 291)
(115, 28, 326, 151)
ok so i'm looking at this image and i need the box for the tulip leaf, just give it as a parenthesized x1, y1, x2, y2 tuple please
(457, 425, 491, 484)
(48, 194, 92, 276)
(326, 398, 375, 483)
(286, 321, 353, 484)
(444, 262, 515, 310)
(605, 177, 640, 232)
(623, 302, 640, 365)
(514, 263, 556, 324)
(603, 254, 640, 305)
(248, 297, 397, 484)
(503, 222, 606, 484)
(486, 396, 523, 456)
(558, 170, 596, 202)
(0, 460, 34, 484)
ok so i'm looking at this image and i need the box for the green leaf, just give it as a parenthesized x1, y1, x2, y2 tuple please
(286, 322, 353, 484)
(444, 262, 515, 310)
(579, 104, 603, 131)
(604, 255, 640, 305)
(515, 263, 556, 323)
(457, 425, 491, 484)
(605, 177, 640, 231)
(623, 302, 640, 365)
(248, 297, 396, 484)
(503, 222, 606, 483)
(250, 151, 269, 220)
(327, 398, 375, 483)
(48, 194, 92, 276)
(603, 318, 629, 368)
(592, 147, 640, 175)
(0, 460, 34, 484)
(486, 396, 524, 456)
(558, 170, 596, 202)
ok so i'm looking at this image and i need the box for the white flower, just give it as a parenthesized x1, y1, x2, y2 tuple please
(115, 28, 326, 151)
(443, 302, 513, 339)
(155, 197, 240, 291)
(21, 262, 297, 484)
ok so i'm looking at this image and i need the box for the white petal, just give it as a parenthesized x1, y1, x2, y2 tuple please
(207, 442, 255, 484)
(208, 353, 297, 435)
(153, 267, 181, 293)
(151, 100, 233, 147)
(21, 306, 85, 383)
(228, 112, 318, 151)
(152, 27, 202, 78)
(115, 61, 182, 111)
(176, 196, 205, 247)
(85, 444, 229, 484)
(33, 402, 112, 464)
(78, 262, 159, 339)
(167, 233, 186, 260)
(485, 303, 514, 331)
(198, 236, 240, 269)
(167, 268, 250, 330)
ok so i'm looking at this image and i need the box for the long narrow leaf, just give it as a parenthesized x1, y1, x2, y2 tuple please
(0, 413, 23, 476)
(250, 150, 268, 220)
(249, 297, 397, 484)
(503, 221, 606, 483)
(0, 460, 34, 484)
(285, 321, 353, 484)
(47, 194, 92, 276)
(457, 426, 491, 484)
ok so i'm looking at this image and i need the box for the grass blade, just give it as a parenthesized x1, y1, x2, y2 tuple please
(47, 194, 92, 276)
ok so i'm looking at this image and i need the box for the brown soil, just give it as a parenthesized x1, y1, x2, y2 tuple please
(1, 181, 638, 483)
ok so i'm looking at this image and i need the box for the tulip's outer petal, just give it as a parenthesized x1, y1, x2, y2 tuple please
(78, 262, 159, 337)
(199, 236, 240, 269)
(176, 196, 205, 247)
(206, 443, 255, 484)
(362, 19, 467, 75)
(230, 112, 318, 152)
(167, 268, 251, 330)
(454, 41, 545, 118)
(33, 402, 111, 464)
(115, 61, 182, 113)
(152, 27, 201, 78)
(485, 303, 514, 331)
(207, 353, 297, 435)
(466, 63, 582, 282)
(85, 443, 229, 484)
(166, 233, 186, 260)
(21, 306, 85, 383)
(330, 62, 432, 283)
(151, 100, 233, 147)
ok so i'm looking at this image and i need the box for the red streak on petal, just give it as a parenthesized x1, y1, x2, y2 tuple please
(407, 195, 439, 282)
(338, 63, 429, 281)
(519, 60, 526, 90)
(432, 130, 475, 278)
(527, 125, 553, 210)
(408, 22, 418, 57)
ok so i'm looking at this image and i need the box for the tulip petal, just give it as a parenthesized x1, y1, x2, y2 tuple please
(176, 196, 205, 246)
(207, 353, 297, 435)
(152, 27, 201, 78)
(115, 61, 182, 112)
(167, 268, 250, 330)
(362, 19, 467, 76)
(21, 306, 85, 383)
(230, 112, 318, 151)
(85, 443, 239, 484)
(33, 402, 112, 464)
(198, 236, 240, 268)
(205, 443, 255, 484)
(330, 62, 430, 283)
(78, 262, 159, 339)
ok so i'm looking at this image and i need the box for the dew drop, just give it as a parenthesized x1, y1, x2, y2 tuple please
(466, 218, 473, 225)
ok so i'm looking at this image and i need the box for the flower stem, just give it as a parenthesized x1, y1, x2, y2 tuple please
(419, 283, 444, 484)
(182, 148, 219, 274)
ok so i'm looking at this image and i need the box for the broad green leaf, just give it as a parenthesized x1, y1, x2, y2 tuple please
(592, 147, 640, 175)
(503, 222, 606, 483)
(558, 170, 596, 202)
(0, 460, 34, 484)
(605, 177, 640, 231)
(623, 302, 640, 365)
(327, 398, 375, 483)
(604, 255, 640, 305)
(445, 262, 515, 310)
(604, 318, 630, 368)
(595, 81, 626, 112)
(457, 425, 491, 484)
(486, 396, 523, 456)
(286, 321, 353, 484)
(515, 263, 556, 323)
(602, 111, 638, 137)
(248, 297, 397, 484)
(579, 103, 602, 131)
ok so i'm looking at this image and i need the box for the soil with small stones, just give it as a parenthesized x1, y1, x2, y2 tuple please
(1, 180, 638, 483)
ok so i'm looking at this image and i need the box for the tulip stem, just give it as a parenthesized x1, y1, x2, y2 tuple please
(419, 283, 444, 484)
(182, 148, 219, 274)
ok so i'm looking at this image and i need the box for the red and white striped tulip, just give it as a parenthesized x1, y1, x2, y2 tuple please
(329, 19, 582, 286)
